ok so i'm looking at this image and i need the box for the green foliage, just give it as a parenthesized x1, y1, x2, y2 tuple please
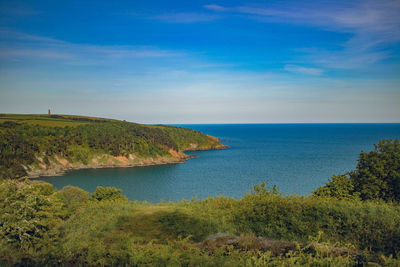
(65, 145, 91, 164)
(156, 210, 215, 242)
(350, 139, 400, 201)
(58, 185, 90, 206)
(91, 186, 127, 201)
(0, 116, 222, 179)
(233, 190, 400, 257)
(159, 125, 222, 150)
(0, 180, 66, 250)
(252, 180, 280, 196)
(1, 179, 399, 265)
(312, 174, 360, 200)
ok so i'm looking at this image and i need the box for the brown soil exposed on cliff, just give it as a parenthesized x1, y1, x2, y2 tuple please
(27, 145, 227, 178)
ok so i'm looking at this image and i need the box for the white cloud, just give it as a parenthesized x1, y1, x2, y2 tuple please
(284, 65, 323, 76)
(153, 12, 219, 23)
(203, 4, 229, 12)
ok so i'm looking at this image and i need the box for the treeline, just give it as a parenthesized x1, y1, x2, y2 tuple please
(0, 120, 220, 179)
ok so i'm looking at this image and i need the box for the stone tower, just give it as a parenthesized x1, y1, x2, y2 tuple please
(48, 109, 51, 115)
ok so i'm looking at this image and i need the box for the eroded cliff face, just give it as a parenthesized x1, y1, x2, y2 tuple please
(27, 142, 229, 178)
(26, 149, 190, 178)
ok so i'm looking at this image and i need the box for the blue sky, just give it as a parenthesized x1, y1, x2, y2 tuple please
(0, 0, 399, 123)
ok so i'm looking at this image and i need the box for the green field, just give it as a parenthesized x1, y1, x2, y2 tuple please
(0, 114, 114, 127)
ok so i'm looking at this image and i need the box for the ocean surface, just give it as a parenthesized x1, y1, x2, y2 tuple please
(36, 124, 400, 202)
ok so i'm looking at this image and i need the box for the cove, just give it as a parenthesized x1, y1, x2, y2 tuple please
(35, 124, 400, 202)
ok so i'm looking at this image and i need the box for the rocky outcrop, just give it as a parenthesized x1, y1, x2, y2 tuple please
(181, 143, 229, 152)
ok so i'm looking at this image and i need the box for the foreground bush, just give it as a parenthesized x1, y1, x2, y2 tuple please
(1, 179, 399, 266)
(233, 182, 400, 257)
(0, 180, 66, 249)
(91, 186, 127, 201)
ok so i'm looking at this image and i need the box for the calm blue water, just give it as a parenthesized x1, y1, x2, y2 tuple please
(36, 124, 400, 202)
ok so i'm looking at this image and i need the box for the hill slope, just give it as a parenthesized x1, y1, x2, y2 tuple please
(0, 114, 228, 179)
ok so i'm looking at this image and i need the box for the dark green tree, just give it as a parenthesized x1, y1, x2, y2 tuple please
(313, 139, 400, 202)
(91, 186, 127, 201)
(350, 139, 400, 201)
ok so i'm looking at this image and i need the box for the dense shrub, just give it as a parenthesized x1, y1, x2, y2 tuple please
(157, 210, 215, 242)
(58, 185, 90, 206)
(91, 186, 127, 201)
(1, 179, 400, 265)
(233, 183, 400, 257)
(0, 180, 66, 249)
(313, 174, 360, 200)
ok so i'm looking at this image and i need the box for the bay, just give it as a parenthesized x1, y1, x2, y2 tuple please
(35, 124, 400, 202)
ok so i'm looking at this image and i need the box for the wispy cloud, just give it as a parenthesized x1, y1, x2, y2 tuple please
(284, 65, 323, 76)
(152, 12, 219, 23)
(0, 48, 74, 60)
(205, 1, 400, 40)
(203, 4, 229, 12)
(0, 29, 185, 65)
(296, 48, 389, 70)
(205, 1, 400, 69)
(0, 28, 66, 44)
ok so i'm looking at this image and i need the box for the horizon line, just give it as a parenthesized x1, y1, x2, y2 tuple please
(1, 113, 399, 125)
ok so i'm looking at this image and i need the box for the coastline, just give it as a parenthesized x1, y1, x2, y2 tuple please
(27, 144, 229, 179)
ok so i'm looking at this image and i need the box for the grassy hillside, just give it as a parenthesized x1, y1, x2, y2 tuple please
(0, 179, 399, 266)
(0, 114, 227, 179)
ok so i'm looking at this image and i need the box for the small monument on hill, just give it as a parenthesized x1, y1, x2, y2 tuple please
(48, 109, 51, 116)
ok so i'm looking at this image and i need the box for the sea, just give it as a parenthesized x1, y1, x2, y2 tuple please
(35, 124, 400, 202)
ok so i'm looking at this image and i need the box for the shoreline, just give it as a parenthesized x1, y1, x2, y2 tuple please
(29, 156, 190, 179)
(28, 144, 229, 179)
(181, 144, 229, 152)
